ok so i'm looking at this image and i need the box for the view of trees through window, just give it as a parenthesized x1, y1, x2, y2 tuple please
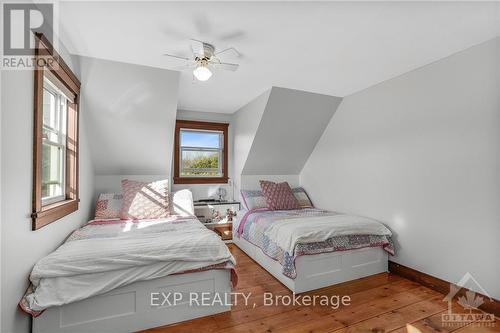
(180, 129, 223, 177)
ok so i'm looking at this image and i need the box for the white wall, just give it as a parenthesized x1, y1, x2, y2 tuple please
(172, 110, 234, 201)
(232, 90, 271, 197)
(300, 38, 500, 299)
(1, 57, 95, 333)
(79, 56, 179, 175)
(241, 175, 300, 191)
(94, 175, 168, 196)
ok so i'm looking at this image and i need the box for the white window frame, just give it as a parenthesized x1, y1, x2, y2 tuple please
(41, 77, 68, 206)
(179, 128, 224, 178)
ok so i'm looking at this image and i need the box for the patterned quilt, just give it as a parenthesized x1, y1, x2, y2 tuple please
(237, 208, 394, 279)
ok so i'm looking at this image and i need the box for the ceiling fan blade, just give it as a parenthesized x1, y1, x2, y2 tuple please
(163, 53, 190, 61)
(215, 47, 242, 58)
(190, 39, 205, 57)
(212, 62, 239, 72)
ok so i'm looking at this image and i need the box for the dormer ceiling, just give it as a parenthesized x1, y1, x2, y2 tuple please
(58, 2, 500, 113)
(242, 87, 342, 175)
(79, 57, 180, 175)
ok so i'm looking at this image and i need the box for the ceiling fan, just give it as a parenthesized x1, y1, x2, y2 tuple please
(163, 39, 240, 82)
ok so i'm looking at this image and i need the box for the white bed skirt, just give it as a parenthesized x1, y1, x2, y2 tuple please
(33, 269, 231, 333)
(233, 235, 388, 293)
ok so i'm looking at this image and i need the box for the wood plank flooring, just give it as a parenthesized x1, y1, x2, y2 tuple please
(141, 244, 499, 333)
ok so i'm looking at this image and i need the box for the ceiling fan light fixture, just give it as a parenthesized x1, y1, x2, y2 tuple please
(193, 65, 212, 81)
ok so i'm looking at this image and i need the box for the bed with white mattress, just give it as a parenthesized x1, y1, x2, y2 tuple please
(233, 208, 393, 293)
(21, 190, 236, 333)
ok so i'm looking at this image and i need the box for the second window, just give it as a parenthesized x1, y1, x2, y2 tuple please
(174, 120, 228, 184)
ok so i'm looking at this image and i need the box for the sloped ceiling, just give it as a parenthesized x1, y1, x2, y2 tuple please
(79, 56, 180, 175)
(232, 89, 272, 184)
(59, 2, 499, 113)
(241, 87, 342, 175)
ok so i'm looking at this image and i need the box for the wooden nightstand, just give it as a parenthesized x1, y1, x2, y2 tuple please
(214, 225, 232, 241)
(193, 200, 240, 242)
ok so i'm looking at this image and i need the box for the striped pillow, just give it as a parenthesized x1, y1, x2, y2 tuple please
(292, 187, 313, 208)
(259, 180, 300, 210)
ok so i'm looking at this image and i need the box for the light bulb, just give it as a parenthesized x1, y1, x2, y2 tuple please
(193, 66, 212, 81)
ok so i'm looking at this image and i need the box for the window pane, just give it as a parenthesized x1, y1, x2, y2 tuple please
(181, 150, 222, 177)
(43, 126, 60, 144)
(41, 78, 67, 204)
(43, 89, 57, 129)
(180, 130, 221, 149)
(42, 143, 64, 199)
(43, 88, 63, 143)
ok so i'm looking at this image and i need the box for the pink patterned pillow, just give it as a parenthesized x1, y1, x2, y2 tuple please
(95, 193, 123, 219)
(120, 179, 170, 220)
(259, 180, 300, 210)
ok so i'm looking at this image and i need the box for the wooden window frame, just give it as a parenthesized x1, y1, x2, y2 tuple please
(32, 33, 81, 230)
(174, 120, 229, 185)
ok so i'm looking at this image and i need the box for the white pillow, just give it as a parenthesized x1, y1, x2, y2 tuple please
(171, 189, 194, 216)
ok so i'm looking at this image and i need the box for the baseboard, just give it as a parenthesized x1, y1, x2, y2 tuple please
(388, 261, 500, 317)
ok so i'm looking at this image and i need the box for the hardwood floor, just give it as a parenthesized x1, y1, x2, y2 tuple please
(141, 244, 499, 333)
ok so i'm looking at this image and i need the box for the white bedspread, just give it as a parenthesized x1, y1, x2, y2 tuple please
(264, 214, 392, 254)
(24, 217, 235, 312)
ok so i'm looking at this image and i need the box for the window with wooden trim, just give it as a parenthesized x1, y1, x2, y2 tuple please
(32, 33, 81, 230)
(174, 120, 229, 184)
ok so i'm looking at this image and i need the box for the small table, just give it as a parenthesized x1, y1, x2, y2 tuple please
(193, 200, 241, 221)
(194, 201, 240, 242)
